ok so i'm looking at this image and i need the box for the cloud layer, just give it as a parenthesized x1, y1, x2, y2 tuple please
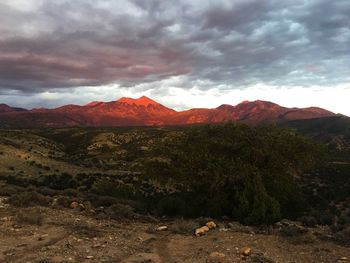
(0, 0, 349, 114)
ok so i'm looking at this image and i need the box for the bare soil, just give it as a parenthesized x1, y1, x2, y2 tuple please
(0, 203, 349, 263)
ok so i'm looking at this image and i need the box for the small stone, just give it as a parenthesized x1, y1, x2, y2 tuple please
(70, 201, 79, 209)
(209, 252, 225, 258)
(240, 247, 251, 256)
(206, 221, 217, 229)
(86, 255, 94, 259)
(156, 226, 168, 231)
(195, 226, 210, 236)
(92, 244, 101, 248)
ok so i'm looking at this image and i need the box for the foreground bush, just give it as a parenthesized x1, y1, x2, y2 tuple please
(144, 123, 324, 224)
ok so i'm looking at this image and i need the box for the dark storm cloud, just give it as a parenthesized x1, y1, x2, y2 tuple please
(0, 0, 349, 93)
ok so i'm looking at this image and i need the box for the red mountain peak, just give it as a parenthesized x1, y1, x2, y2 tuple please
(85, 101, 104, 107)
(117, 96, 159, 106)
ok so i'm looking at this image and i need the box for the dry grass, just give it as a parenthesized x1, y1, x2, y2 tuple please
(8, 191, 51, 207)
(170, 218, 200, 235)
(15, 208, 44, 225)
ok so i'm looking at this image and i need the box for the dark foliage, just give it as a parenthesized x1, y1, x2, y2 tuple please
(144, 123, 324, 224)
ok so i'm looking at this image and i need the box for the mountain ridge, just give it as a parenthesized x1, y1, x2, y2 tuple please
(0, 96, 340, 127)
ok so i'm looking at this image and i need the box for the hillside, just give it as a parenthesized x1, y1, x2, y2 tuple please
(284, 116, 350, 153)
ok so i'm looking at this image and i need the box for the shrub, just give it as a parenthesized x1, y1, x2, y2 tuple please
(8, 191, 51, 207)
(171, 219, 200, 234)
(55, 196, 72, 208)
(93, 195, 120, 207)
(0, 184, 19, 196)
(280, 224, 316, 244)
(280, 224, 308, 237)
(39, 173, 78, 190)
(92, 179, 141, 200)
(104, 203, 135, 219)
(15, 208, 44, 225)
(156, 196, 188, 217)
(299, 216, 318, 227)
(335, 226, 350, 245)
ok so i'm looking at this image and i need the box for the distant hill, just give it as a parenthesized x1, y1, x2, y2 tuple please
(0, 104, 27, 113)
(0, 96, 338, 127)
(284, 116, 350, 152)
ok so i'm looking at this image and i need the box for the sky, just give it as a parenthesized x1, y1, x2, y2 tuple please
(0, 0, 349, 115)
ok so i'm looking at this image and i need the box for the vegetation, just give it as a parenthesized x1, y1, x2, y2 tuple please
(143, 123, 324, 224)
(0, 122, 349, 228)
(15, 208, 44, 225)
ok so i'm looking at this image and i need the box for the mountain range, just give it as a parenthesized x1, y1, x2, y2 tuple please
(0, 96, 340, 127)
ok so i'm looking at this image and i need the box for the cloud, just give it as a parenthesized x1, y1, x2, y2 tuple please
(0, 0, 349, 114)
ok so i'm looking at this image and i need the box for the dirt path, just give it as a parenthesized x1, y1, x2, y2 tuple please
(154, 233, 175, 263)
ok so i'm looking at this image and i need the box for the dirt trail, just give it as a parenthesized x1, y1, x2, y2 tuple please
(154, 233, 175, 263)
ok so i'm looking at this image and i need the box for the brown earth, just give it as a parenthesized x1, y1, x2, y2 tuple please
(0, 202, 349, 263)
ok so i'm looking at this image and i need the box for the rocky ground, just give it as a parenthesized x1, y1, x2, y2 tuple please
(0, 197, 349, 263)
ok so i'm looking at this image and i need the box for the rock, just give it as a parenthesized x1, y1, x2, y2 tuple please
(92, 244, 101, 248)
(156, 226, 168, 231)
(79, 203, 85, 210)
(70, 201, 79, 209)
(86, 255, 94, 259)
(195, 226, 210, 236)
(209, 252, 225, 258)
(240, 247, 251, 256)
(52, 198, 58, 207)
(206, 221, 217, 229)
(338, 257, 348, 262)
